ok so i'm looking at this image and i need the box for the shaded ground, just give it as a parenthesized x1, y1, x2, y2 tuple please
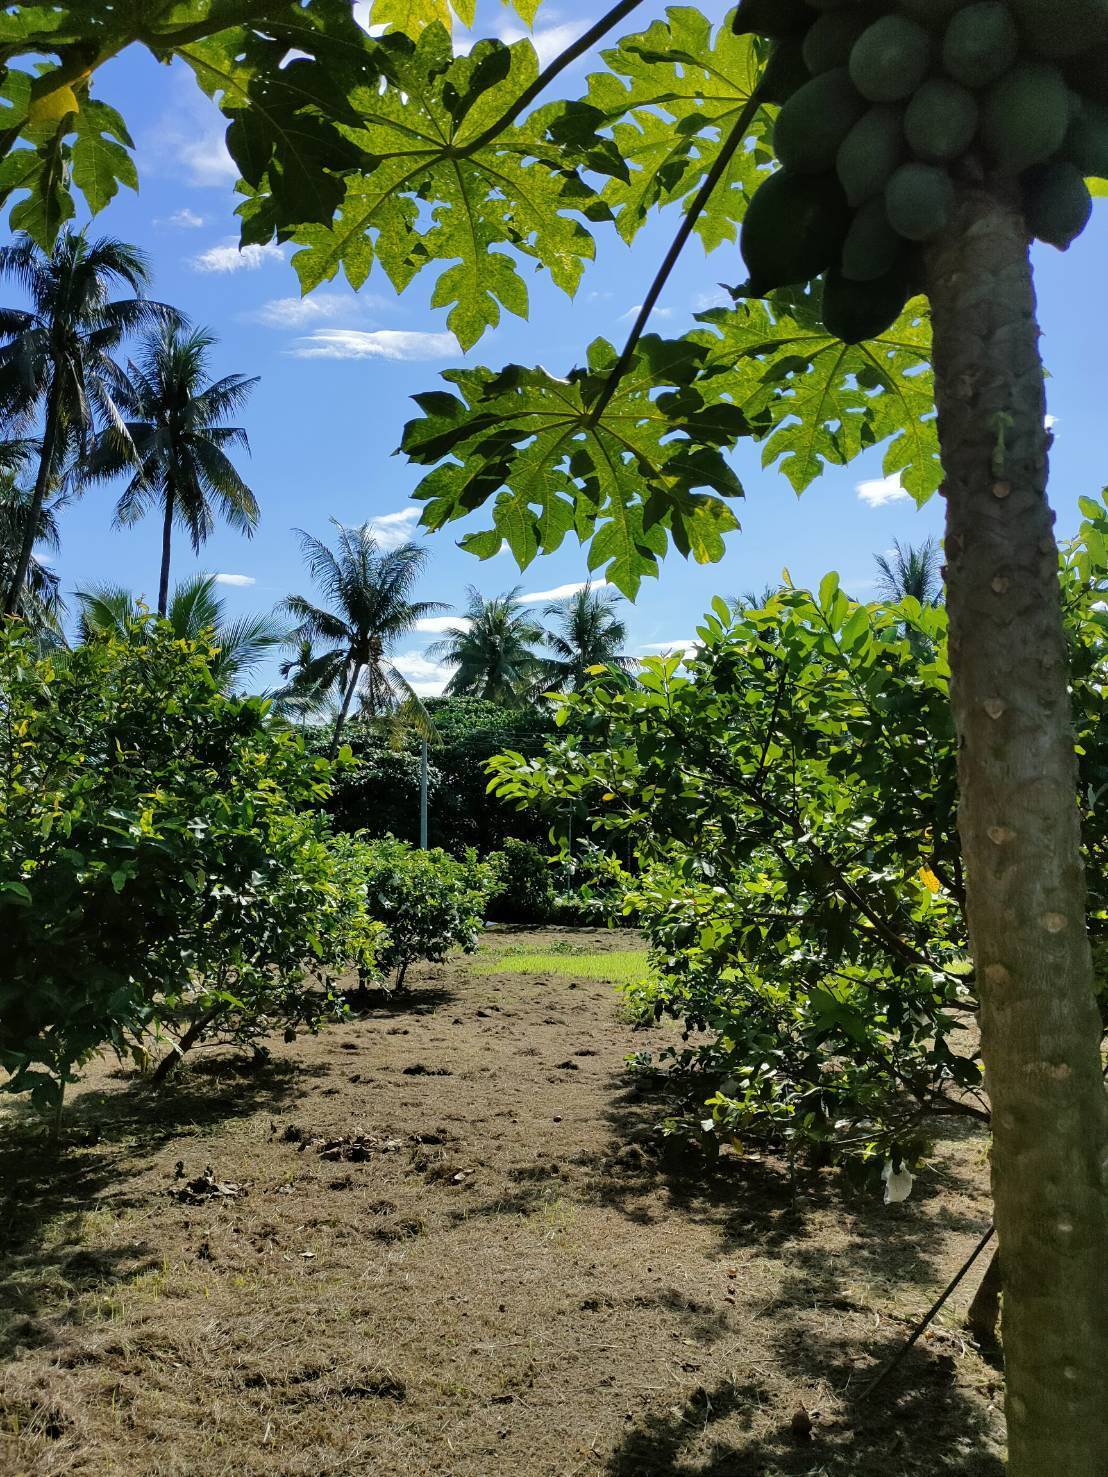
(0, 928, 1004, 1476)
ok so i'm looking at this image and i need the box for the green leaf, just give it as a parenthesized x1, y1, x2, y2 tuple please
(818, 572, 840, 613)
(179, 20, 605, 349)
(585, 11, 772, 247)
(8, 127, 73, 249)
(403, 335, 749, 597)
(72, 100, 138, 213)
(690, 289, 942, 502)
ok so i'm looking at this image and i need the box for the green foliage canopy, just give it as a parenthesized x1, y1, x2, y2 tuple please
(0, 4, 946, 594)
(489, 496, 1108, 1163)
(0, 618, 382, 1111)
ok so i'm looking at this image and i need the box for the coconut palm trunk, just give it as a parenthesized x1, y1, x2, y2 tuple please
(926, 177, 1108, 1475)
(328, 661, 362, 758)
(3, 379, 61, 615)
(157, 477, 175, 617)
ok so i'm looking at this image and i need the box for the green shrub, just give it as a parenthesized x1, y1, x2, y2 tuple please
(490, 490, 1108, 1174)
(553, 841, 636, 925)
(336, 835, 494, 988)
(0, 620, 383, 1123)
(484, 837, 556, 922)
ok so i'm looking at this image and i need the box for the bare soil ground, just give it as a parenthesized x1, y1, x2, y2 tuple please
(1, 928, 1005, 1476)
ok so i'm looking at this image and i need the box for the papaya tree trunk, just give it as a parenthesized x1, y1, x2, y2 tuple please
(925, 175, 1108, 1475)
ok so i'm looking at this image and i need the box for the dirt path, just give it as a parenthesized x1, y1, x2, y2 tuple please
(1, 929, 1004, 1475)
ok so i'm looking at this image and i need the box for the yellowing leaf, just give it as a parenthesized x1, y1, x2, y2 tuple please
(27, 82, 79, 125)
(918, 867, 940, 893)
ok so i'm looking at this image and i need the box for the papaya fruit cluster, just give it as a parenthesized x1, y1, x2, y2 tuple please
(736, 0, 1108, 342)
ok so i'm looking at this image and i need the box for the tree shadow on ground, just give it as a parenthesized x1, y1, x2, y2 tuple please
(584, 1072, 1003, 1474)
(0, 1058, 330, 1361)
(606, 1339, 1005, 1476)
(340, 982, 458, 1016)
(587, 1076, 988, 1286)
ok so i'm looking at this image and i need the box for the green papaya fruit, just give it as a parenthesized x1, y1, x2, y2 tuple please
(980, 62, 1071, 171)
(895, 0, 971, 29)
(803, 8, 878, 75)
(1066, 44, 1108, 106)
(821, 263, 911, 343)
(884, 161, 956, 239)
(1065, 101, 1108, 179)
(1009, 0, 1108, 59)
(775, 68, 869, 174)
(741, 169, 852, 294)
(841, 194, 905, 281)
(850, 14, 933, 101)
(942, 2, 1020, 86)
(836, 104, 906, 205)
(732, 0, 812, 39)
(758, 37, 812, 106)
(904, 77, 979, 162)
(1023, 161, 1094, 247)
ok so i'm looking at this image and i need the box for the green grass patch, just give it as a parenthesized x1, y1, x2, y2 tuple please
(472, 948, 650, 985)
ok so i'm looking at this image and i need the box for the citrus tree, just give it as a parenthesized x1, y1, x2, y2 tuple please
(489, 497, 1108, 1184)
(1, 2, 1106, 1466)
(0, 619, 383, 1120)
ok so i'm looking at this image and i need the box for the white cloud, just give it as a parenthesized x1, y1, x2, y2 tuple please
(213, 573, 256, 587)
(177, 130, 238, 187)
(190, 240, 284, 274)
(519, 579, 608, 604)
(366, 507, 422, 549)
(619, 303, 673, 322)
(251, 294, 350, 328)
(415, 615, 471, 634)
(496, 19, 586, 67)
(693, 287, 730, 312)
(641, 639, 700, 660)
(392, 650, 451, 696)
(288, 329, 459, 361)
(856, 474, 910, 508)
(160, 207, 205, 229)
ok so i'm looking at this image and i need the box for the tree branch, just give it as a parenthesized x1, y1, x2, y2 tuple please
(461, 0, 648, 158)
(587, 88, 764, 425)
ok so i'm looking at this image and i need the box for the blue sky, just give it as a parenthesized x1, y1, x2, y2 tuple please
(15, 0, 1108, 692)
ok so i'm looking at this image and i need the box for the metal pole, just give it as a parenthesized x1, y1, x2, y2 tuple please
(419, 738, 429, 850)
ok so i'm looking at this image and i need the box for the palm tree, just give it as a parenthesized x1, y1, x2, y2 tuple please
(428, 586, 545, 705)
(84, 324, 259, 615)
(0, 473, 65, 642)
(271, 637, 343, 721)
(541, 583, 635, 693)
(0, 232, 174, 614)
(75, 574, 282, 690)
(730, 583, 785, 612)
(873, 537, 944, 606)
(282, 520, 443, 756)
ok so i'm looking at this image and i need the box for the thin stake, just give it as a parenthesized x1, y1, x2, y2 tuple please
(854, 1222, 996, 1403)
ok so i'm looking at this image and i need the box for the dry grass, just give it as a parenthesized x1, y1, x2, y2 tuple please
(0, 928, 1004, 1476)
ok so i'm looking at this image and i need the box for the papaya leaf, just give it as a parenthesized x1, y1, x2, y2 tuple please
(402, 335, 753, 597)
(71, 99, 137, 214)
(688, 290, 942, 502)
(585, 9, 772, 247)
(180, 21, 606, 349)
